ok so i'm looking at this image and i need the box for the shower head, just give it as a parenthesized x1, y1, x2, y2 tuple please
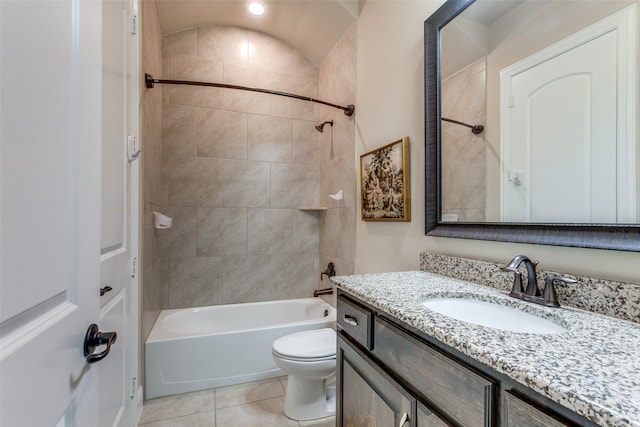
(315, 120, 334, 133)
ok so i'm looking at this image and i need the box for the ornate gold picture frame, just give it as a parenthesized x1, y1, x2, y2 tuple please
(360, 137, 411, 221)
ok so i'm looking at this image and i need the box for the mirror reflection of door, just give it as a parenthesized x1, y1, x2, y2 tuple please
(501, 5, 637, 223)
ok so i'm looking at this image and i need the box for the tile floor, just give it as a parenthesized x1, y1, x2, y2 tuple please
(137, 377, 335, 427)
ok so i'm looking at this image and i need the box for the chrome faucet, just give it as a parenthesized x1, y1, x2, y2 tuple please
(501, 255, 577, 308)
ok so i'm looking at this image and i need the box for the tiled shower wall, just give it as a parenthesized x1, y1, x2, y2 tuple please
(318, 24, 357, 290)
(441, 58, 487, 221)
(159, 26, 321, 308)
(141, 0, 163, 342)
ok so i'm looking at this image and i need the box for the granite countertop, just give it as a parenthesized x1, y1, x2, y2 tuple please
(331, 271, 640, 427)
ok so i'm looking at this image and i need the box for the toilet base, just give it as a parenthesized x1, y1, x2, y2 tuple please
(283, 374, 336, 421)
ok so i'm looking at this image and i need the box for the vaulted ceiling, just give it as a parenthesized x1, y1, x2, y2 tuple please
(153, 0, 362, 65)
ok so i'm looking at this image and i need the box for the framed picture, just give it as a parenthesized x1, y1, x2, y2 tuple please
(360, 137, 411, 221)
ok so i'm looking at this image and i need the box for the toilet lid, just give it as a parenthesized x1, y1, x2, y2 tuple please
(272, 328, 336, 359)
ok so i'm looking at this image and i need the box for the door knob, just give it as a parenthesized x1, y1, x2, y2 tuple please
(83, 324, 117, 364)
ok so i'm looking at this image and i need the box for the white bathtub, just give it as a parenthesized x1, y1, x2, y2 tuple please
(145, 298, 336, 399)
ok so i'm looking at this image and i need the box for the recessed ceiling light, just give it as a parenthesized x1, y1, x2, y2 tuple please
(248, 1, 265, 16)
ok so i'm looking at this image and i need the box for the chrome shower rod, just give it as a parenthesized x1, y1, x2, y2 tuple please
(442, 117, 484, 134)
(145, 74, 355, 116)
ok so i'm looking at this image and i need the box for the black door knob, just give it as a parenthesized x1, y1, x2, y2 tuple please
(83, 323, 117, 364)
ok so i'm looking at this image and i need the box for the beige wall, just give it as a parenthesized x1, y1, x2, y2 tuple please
(159, 26, 321, 308)
(355, 0, 639, 284)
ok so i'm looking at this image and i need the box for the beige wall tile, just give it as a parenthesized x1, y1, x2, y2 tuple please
(223, 90, 272, 116)
(168, 156, 223, 207)
(247, 115, 293, 162)
(293, 120, 319, 164)
(162, 104, 197, 157)
(270, 163, 318, 208)
(222, 255, 271, 303)
(248, 31, 294, 72)
(293, 50, 319, 78)
(160, 206, 197, 258)
(155, 24, 322, 309)
(166, 54, 223, 82)
(247, 208, 293, 254)
(198, 26, 249, 66)
(270, 254, 316, 299)
(196, 207, 247, 256)
(162, 29, 197, 58)
(196, 108, 247, 159)
(168, 257, 223, 308)
(293, 210, 320, 254)
(221, 159, 270, 207)
(223, 63, 275, 89)
(168, 85, 225, 110)
(270, 97, 315, 121)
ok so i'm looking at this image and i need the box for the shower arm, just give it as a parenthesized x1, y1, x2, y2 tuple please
(145, 74, 355, 116)
(441, 117, 484, 134)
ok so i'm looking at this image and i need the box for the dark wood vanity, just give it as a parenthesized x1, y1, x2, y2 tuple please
(337, 290, 600, 427)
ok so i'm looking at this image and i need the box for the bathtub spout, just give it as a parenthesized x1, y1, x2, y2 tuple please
(313, 288, 333, 297)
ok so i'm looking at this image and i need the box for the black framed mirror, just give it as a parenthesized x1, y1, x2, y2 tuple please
(424, 0, 640, 251)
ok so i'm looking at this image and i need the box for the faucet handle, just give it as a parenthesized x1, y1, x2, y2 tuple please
(501, 266, 524, 296)
(542, 275, 577, 307)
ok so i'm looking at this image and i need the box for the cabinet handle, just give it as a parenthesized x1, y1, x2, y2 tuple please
(398, 412, 409, 427)
(343, 314, 358, 326)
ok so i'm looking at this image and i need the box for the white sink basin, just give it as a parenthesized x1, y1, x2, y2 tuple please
(422, 298, 568, 335)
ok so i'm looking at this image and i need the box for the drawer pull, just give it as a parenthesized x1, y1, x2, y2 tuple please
(343, 314, 359, 326)
(398, 412, 409, 427)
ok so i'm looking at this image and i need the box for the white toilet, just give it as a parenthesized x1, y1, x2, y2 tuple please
(272, 328, 337, 420)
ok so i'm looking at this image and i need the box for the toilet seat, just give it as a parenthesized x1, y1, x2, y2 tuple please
(272, 328, 336, 361)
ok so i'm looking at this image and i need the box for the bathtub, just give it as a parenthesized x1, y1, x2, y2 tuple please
(145, 298, 336, 399)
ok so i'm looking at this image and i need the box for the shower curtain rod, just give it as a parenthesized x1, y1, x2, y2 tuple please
(442, 117, 484, 134)
(145, 74, 355, 116)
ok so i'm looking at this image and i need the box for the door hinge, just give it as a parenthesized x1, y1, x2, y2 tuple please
(509, 95, 515, 108)
(130, 257, 137, 279)
(130, 376, 137, 399)
(130, 14, 137, 35)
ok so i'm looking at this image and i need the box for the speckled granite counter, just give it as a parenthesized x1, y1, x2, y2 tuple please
(331, 271, 640, 427)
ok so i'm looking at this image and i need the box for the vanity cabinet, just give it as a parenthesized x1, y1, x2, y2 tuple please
(339, 334, 449, 427)
(337, 292, 598, 427)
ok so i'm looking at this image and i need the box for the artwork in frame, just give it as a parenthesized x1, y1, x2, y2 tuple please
(360, 137, 411, 221)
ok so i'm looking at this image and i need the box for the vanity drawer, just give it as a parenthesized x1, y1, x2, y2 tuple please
(373, 317, 495, 427)
(337, 296, 373, 350)
(504, 392, 574, 427)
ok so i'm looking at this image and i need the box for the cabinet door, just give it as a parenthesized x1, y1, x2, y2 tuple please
(417, 401, 451, 427)
(339, 336, 413, 427)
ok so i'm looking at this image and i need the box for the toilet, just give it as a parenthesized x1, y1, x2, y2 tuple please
(272, 328, 337, 420)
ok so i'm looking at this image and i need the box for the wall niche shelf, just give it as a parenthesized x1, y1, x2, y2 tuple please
(298, 207, 328, 211)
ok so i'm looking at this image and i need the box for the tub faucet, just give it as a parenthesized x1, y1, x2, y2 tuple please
(320, 262, 336, 281)
(313, 287, 333, 297)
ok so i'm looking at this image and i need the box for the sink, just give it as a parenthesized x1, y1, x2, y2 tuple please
(422, 297, 568, 335)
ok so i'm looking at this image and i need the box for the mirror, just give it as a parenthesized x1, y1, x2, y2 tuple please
(424, 0, 640, 251)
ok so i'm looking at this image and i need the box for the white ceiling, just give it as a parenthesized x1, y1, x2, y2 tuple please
(153, 0, 362, 66)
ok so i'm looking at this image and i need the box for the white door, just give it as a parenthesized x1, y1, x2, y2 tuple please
(0, 0, 139, 426)
(99, 0, 140, 426)
(501, 5, 637, 223)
